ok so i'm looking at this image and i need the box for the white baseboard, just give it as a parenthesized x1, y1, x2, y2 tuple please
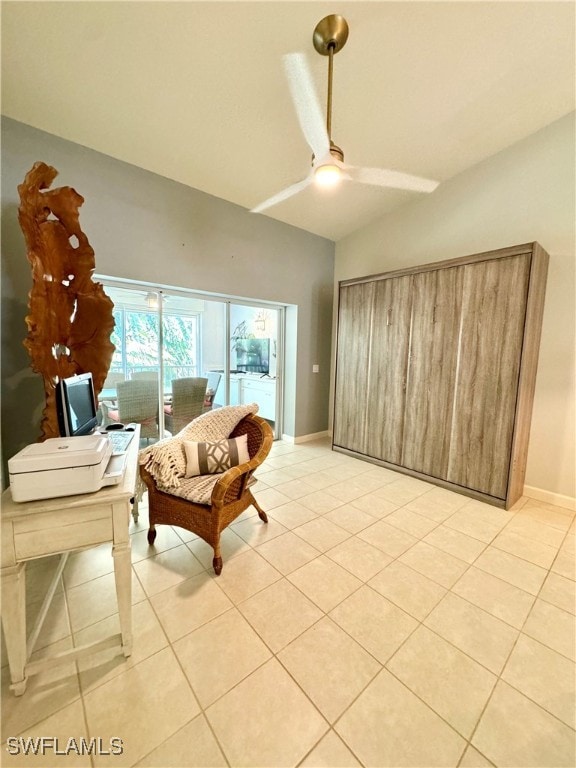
(281, 430, 330, 444)
(271, 442, 575, 511)
(523, 485, 576, 512)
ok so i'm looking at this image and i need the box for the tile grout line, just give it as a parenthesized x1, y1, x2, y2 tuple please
(4, 440, 573, 768)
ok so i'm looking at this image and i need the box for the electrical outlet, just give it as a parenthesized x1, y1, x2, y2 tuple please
(312, 364, 319, 373)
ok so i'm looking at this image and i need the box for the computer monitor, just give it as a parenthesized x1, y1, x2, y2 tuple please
(56, 372, 99, 437)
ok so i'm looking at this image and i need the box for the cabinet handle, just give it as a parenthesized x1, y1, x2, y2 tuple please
(386, 308, 392, 326)
(432, 305, 437, 324)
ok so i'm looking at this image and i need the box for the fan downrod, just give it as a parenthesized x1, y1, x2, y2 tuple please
(313, 15, 349, 55)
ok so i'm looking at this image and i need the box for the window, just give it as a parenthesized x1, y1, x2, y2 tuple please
(110, 305, 200, 393)
(98, 278, 284, 440)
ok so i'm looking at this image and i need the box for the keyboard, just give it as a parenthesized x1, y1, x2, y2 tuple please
(108, 431, 135, 456)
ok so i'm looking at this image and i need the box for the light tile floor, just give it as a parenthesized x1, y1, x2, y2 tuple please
(1, 438, 575, 767)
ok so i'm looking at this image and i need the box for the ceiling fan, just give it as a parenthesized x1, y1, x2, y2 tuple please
(252, 15, 439, 214)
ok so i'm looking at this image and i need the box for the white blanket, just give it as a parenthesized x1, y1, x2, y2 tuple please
(139, 403, 259, 489)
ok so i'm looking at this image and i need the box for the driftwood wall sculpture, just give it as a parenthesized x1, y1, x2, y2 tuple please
(18, 161, 115, 440)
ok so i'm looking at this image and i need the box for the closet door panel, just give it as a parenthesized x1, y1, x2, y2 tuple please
(333, 282, 374, 453)
(365, 275, 412, 464)
(402, 267, 463, 478)
(448, 254, 531, 499)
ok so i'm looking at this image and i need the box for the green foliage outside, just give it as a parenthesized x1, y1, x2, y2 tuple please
(110, 309, 199, 389)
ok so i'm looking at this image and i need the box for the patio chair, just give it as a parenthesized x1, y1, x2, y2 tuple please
(203, 371, 222, 411)
(98, 371, 126, 419)
(131, 371, 158, 381)
(164, 377, 208, 434)
(140, 413, 274, 574)
(101, 379, 159, 441)
(102, 371, 125, 390)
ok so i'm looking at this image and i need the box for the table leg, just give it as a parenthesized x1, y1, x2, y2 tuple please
(131, 496, 139, 523)
(131, 476, 145, 523)
(1, 562, 28, 695)
(112, 541, 132, 657)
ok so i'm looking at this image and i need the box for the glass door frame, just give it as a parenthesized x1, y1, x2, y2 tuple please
(97, 276, 285, 439)
(223, 299, 284, 439)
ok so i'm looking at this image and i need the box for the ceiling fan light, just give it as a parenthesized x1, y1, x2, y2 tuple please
(145, 292, 157, 309)
(314, 163, 342, 187)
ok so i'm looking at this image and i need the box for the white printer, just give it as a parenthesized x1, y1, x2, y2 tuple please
(8, 435, 126, 503)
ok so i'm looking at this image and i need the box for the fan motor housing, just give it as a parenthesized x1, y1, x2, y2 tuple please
(311, 144, 344, 166)
(329, 143, 344, 162)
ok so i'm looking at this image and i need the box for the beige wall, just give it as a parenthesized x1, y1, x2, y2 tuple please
(334, 112, 575, 505)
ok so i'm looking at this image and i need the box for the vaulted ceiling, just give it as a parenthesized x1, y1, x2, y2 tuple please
(2, 1, 574, 240)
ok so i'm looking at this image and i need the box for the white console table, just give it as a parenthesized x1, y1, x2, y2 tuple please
(1, 427, 140, 695)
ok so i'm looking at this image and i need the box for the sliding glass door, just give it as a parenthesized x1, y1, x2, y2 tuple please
(99, 280, 283, 441)
(226, 303, 280, 428)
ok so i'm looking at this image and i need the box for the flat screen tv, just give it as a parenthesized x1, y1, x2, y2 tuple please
(56, 372, 99, 437)
(235, 338, 270, 374)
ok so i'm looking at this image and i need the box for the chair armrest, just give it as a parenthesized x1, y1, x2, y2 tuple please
(210, 454, 260, 506)
(140, 458, 252, 508)
(211, 417, 273, 504)
(139, 414, 273, 507)
(139, 464, 159, 495)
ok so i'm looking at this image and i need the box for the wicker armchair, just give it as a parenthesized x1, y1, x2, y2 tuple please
(164, 377, 208, 434)
(139, 414, 274, 574)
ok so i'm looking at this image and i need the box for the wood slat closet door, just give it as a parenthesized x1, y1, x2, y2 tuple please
(333, 281, 374, 453)
(402, 266, 463, 478)
(365, 275, 413, 465)
(447, 254, 531, 499)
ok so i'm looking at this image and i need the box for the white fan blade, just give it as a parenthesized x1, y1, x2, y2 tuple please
(251, 175, 313, 214)
(346, 165, 439, 193)
(283, 52, 330, 162)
